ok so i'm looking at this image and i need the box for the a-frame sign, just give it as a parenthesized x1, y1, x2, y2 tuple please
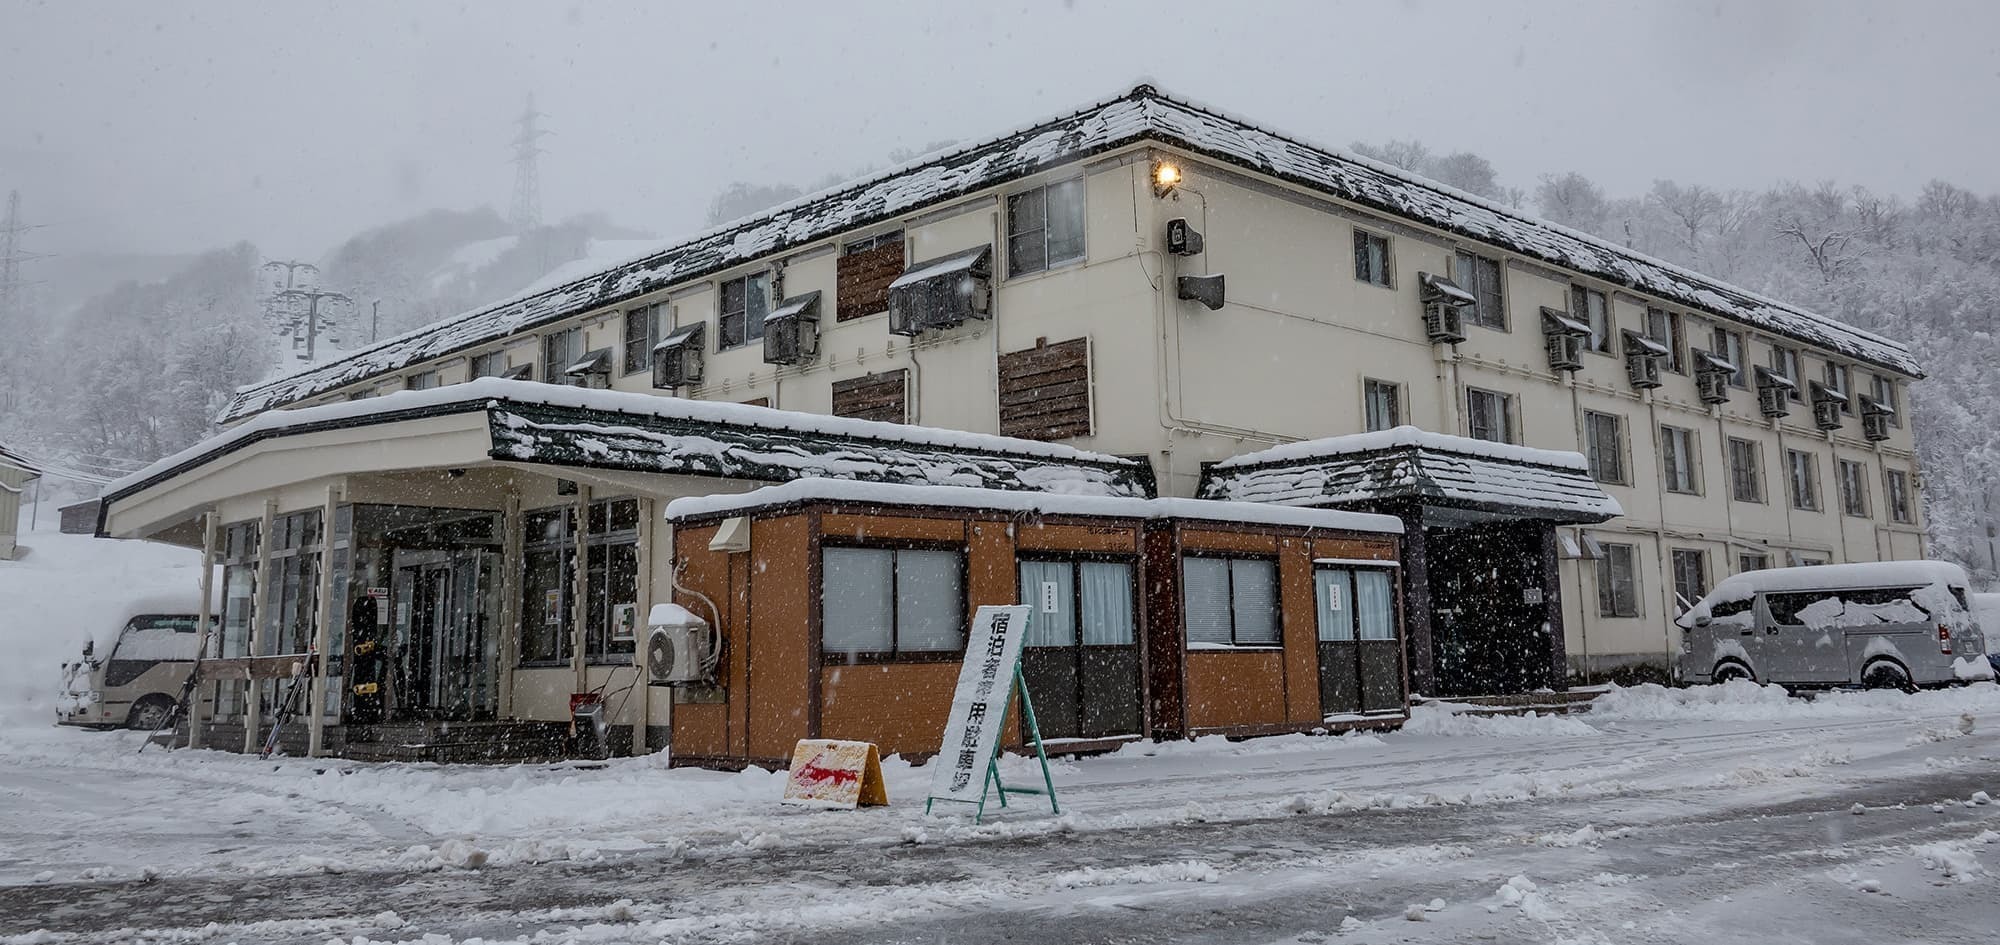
(924, 604, 1059, 823)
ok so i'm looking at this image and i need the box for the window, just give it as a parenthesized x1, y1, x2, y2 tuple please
(1315, 568, 1397, 641)
(1712, 327, 1748, 388)
(469, 351, 506, 379)
(1644, 307, 1686, 374)
(623, 302, 668, 375)
(1670, 548, 1708, 614)
(1661, 425, 1699, 494)
(1871, 374, 1901, 428)
(405, 371, 440, 391)
(1825, 362, 1854, 414)
(1739, 552, 1772, 573)
(1787, 449, 1819, 511)
(1727, 437, 1764, 503)
(836, 230, 904, 321)
(1584, 410, 1625, 484)
(1572, 286, 1611, 353)
(1453, 251, 1505, 329)
(1182, 556, 1280, 646)
(821, 546, 965, 660)
(1363, 379, 1402, 432)
(1887, 469, 1913, 523)
(1596, 542, 1640, 617)
(1466, 387, 1514, 443)
(1770, 346, 1802, 401)
(542, 327, 583, 387)
(1006, 179, 1085, 277)
(718, 272, 773, 351)
(520, 498, 641, 665)
(1352, 229, 1392, 287)
(1838, 459, 1869, 517)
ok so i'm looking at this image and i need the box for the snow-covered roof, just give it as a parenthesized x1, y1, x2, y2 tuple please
(663, 478, 1404, 534)
(105, 379, 1147, 508)
(0, 442, 43, 477)
(221, 85, 1919, 423)
(1681, 559, 1973, 627)
(762, 290, 820, 324)
(888, 246, 991, 290)
(1200, 426, 1621, 524)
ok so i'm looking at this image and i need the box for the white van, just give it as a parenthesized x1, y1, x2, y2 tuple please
(1677, 560, 1986, 691)
(58, 599, 215, 730)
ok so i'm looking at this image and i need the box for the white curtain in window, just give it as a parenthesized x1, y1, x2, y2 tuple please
(1018, 560, 1075, 647)
(1230, 559, 1280, 645)
(895, 549, 963, 652)
(1355, 570, 1395, 640)
(1315, 569, 1355, 641)
(1182, 557, 1232, 646)
(822, 548, 892, 654)
(1079, 561, 1134, 645)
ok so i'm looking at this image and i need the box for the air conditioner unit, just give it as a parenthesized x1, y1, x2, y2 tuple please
(762, 290, 821, 366)
(887, 246, 992, 336)
(654, 324, 705, 390)
(1754, 366, 1794, 419)
(1417, 273, 1471, 345)
(1808, 381, 1844, 432)
(1622, 330, 1666, 390)
(1692, 349, 1734, 405)
(1540, 307, 1588, 373)
(1859, 395, 1893, 442)
(646, 605, 714, 686)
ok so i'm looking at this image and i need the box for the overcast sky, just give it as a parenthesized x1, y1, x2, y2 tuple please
(4, 0, 1997, 259)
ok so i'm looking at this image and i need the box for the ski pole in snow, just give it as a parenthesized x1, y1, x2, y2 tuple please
(259, 656, 312, 760)
(138, 664, 204, 755)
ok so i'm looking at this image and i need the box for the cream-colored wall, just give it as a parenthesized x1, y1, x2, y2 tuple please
(0, 464, 29, 559)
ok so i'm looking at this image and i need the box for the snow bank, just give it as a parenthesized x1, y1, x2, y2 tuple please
(1589, 680, 2000, 721)
(1401, 703, 1598, 738)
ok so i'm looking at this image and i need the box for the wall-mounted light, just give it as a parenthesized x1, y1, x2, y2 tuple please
(1152, 161, 1183, 197)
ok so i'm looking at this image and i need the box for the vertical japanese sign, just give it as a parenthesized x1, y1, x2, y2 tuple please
(927, 605, 1032, 805)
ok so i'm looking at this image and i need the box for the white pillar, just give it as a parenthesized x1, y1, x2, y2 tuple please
(307, 485, 340, 757)
(571, 484, 591, 695)
(633, 496, 654, 754)
(188, 511, 218, 750)
(243, 498, 276, 754)
(497, 493, 522, 719)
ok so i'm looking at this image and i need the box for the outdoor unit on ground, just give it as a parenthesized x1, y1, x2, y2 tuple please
(646, 603, 713, 685)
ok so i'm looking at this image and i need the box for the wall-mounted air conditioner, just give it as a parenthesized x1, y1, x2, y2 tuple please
(1417, 272, 1472, 345)
(1808, 381, 1845, 432)
(887, 246, 992, 336)
(1622, 330, 1667, 390)
(1692, 350, 1735, 405)
(1754, 366, 1794, 419)
(1541, 307, 1589, 373)
(646, 603, 713, 686)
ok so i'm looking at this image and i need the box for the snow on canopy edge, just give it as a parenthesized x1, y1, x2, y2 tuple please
(1681, 559, 1973, 625)
(662, 478, 1405, 534)
(224, 84, 1918, 423)
(109, 379, 1134, 499)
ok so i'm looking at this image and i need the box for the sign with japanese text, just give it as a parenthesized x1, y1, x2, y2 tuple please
(781, 739, 888, 809)
(927, 605, 1032, 805)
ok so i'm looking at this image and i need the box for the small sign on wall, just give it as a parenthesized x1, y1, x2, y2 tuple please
(544, 590, 562, 626)
(1523, 587, 1545, 605)
(1324, 583, 1344, 612)
(1039, 581, 1061, 614)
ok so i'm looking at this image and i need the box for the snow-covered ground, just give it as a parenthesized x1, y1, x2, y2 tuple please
(3, 516, 1998, 943)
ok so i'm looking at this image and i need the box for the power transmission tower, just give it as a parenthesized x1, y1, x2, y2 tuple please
(273, 287, 354, 363)
(0, 190, 34, 328)
(509, 94, 548, 234)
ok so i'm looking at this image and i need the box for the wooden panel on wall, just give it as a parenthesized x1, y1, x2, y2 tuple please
(968, 521, 1017, 610)
(1279, 539, 1321, 723)
(1141, 524, 1185, 737)
(1179, 528, 1281, 555)
(997, 337, 1092, 441)
(820, 663, 961, 755)
(747, 514, 813, 761)
(1183, 651, 1288, 729)
(671, 523, 735, 759)
(1311, 537, 1398, 562)
(819, 513, 965, 543)
(831, 370, 908, 423)
(836, 242, 903, 321)
(1014, 521, 1140, 555)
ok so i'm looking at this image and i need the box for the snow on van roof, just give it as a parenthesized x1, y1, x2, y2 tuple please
(1683, 560, 1971, 626)
(663, 478, 1404, 534)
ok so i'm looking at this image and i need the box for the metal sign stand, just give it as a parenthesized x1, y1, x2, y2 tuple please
(926, 662, 1060, 823)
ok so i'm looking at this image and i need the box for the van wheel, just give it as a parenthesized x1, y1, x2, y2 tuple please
(1712, 662, 1753, 685)
(1862, 660, 1916, 694)
(127, 696, 174, 732)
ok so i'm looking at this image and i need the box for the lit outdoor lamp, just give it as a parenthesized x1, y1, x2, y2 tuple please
(1152, 160, 1183, 197)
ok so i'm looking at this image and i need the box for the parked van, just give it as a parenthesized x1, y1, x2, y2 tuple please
(58, 599, 215, 730)
(1676, 561, 1985, 691)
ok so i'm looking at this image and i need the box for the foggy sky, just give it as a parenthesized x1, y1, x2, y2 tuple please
(4, 0, 1997, 259)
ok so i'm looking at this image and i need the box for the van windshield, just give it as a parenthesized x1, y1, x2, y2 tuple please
(1766, 587, 1930, 627)
(112, 615, 207, 662)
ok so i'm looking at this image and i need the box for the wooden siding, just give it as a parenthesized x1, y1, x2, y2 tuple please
(1013, 521, 1141, 555)
(669, 521, 733, 760)
(831, 370, 908, 424)
(1279, 539, 1321, 722)
(997, 337, 1092, 441)
(835, 242, 903, 321)
(1179, 528, 1280, 555)
(819, 662, 961, 755)
(1183, 651, 1288, 728)
(1311, 537, 1398, 561)
(746, 515, 812, 760)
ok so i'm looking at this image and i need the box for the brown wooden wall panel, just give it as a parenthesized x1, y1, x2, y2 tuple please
(819, 513, 965, 544)
(968, 520, 1017, 611)
(1279, 539, 1321, 723)
(819, 663, 961, 755)
(671, 523, 736, 759)
(836, 243, 903, 321)
(673, 703, 727, 759)
(747, 514, 813, 761)
(1141, 524, 1185, 737)
(1013, 521, 1141, 555)
(1311, 537, 1398, 561)
(1183, 651, 1288, 728)
(1179, 528, 1281, 555)
(831, 370, 908, 424)
(997, 338, 1091, 440)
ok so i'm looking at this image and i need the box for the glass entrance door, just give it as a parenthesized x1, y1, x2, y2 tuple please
(1314, 566, 1402, 716)
(1017, 559, 1141, 741)
(391, 550, 497, 720)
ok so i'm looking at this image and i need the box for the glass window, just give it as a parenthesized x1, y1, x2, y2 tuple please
(1887, 469, 1913, 523)
(1353, 229, 1391, 287)
(1354, 570, 1395, 640)
(1182, 556, 1279, 646)
(1770, 346, 1802, 401)
(1596, 542, 1639, 617)
(1872, 374, 1901, 428)
(1315, 569, 1354, 642)
(1078, 561, 1134, 646)
(542, 327, 583, 387)
(1584, 410, 1625, 484)
(1738, 552, 1772, 573)
(1466, 387, 1514, 443)
(406, 371, 440, 391)
(1825, 362, 1854, 414)
(1728, 437, 1764, 503)
(718, 272, 772, 351)
(1671, 548, 1708, 614)
(1839, 459, 1869, 517)
(1572, 286, 1611, 353)
(896, 550, 965, 652)
(1644, 307, 1686, 374)
(1006, 179, 1086, 277)
(623, 303, 667, 375)
(1713, 327, 1748, 388)
(1454, 251, 1505, 329)
(469, 351, 506, 379)
(1661, 426, 1698, 494)
(1788, 450, 1819, 510)
(1363, 379, 1401, 432)
(821, 546, 965, 659)
(822, 548, 893, 655)
(519, 498, 640, 664)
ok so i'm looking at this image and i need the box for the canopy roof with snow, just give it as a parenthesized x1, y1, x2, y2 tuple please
(222, 85, 1919, 422)
(102, 380, 1148, 526)
(0, 442, 43, 478)
(1198, 426, 1623, 524)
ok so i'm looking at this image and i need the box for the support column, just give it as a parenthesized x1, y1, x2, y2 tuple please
(307, 485, 339, 758)
(497, 493, 522, 719)
(1539, 523, 1568, 689)
(188, 512, 218, 750)
(570, 484, 591, 696)
(243, 498, 276, 754)
(1399, 507, 1437, 698)
(633, 496, 654, 755)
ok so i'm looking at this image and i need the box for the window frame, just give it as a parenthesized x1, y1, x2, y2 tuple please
(1713, 327, 1748, 388)
(405, 370, 440, 391)
(1871, 374, 1901, 428)
(1787, 449, 1820, 511)
(1670, 547, 1708, 615)
(1738, 552, 1772, 573)
(818, 542, 970, 663)
(1886, 468, 1913, 523)
(1838, 459, 1870, 517)
(1005, 178, 1087, 278)
(1824, 362, 1854, 415)
(1644, 307, 1687, 374)
(1362, 378, 1403, 433)
(1583, 410, 1626, 485)
(1352, 228, 1393, 288)
(1465, 387, 1516, 444)
(622, 302, 668, 376)
(1770, 345, 1803, 402)
(469, 351, 506, 380)
(717, 271, 773, 352)
(1596, 542, 1641, 618)
(541, 327, 584, 388)
(1727, 436, 1764, 504)
(1180, 554, 1283, 648)
(519, 497, 642, 666)
(1452, 250, 1506, 330)
(1572, 285, 1613, 354)
(1660, 424, 1700, 494)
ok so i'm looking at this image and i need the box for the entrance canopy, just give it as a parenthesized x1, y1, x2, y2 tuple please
(98, 379, 1149, 543)
(1197, 425, 1621, 525)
